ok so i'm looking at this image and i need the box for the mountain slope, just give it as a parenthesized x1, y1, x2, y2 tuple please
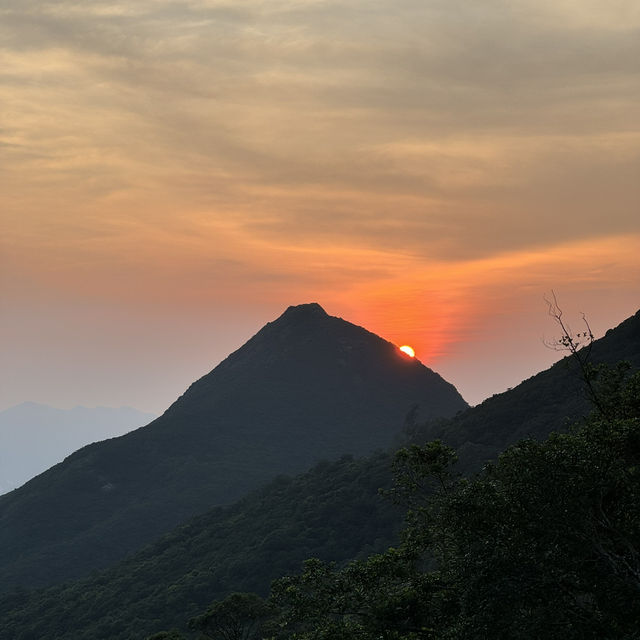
(0, 453, 401, 640)
(0, 303, 466, 589)
(0, 403, 155, 495)
(419, 309, 640, 470)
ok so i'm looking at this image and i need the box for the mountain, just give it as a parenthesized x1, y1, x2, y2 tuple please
(417, 308, 640, 471)
(0, 309, 637, 639)
(0, 303, 467, 589)
(0, 403, 156, 495)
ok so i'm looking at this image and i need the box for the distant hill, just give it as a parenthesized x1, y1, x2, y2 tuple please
(0, 303, 467, 589)
(0, 403, 156, 495)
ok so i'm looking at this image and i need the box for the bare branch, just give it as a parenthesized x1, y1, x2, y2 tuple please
(543, 291, 606, 417)
(543, 291, 593, 354)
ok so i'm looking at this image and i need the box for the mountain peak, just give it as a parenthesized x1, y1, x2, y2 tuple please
(279, 302, 328, 321)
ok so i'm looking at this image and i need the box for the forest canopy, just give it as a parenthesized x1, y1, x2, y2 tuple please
(175, 363, 640, 640)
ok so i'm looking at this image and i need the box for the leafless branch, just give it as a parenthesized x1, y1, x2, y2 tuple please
(543, 291, 605, 416)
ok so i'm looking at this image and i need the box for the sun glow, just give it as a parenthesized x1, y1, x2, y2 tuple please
(399, 345, 415, 358)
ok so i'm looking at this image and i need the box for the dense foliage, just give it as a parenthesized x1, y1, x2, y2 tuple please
(179, 365, 640, 639)
(0, 453, 401, 640)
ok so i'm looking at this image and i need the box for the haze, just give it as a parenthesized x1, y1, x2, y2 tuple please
(2, 0, 639, 414)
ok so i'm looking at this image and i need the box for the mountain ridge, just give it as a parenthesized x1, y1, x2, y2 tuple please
(419, 308, 640, 470)
(0, 403, 156, 495)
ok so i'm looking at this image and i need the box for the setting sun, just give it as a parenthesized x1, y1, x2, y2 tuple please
(399, 345, 415, 358)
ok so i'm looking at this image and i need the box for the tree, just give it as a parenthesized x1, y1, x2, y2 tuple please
(544, 291, 609, 416)
(396, 368, 640, 638)
(188, 592, 271, 640)
(270, 551, 446, 640)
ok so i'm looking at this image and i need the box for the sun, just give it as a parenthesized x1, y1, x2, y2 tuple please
(399, 345, 415, 358)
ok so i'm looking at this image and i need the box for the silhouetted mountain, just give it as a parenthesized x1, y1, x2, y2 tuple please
(0, 303, 466, 589)
(0, 309, 637, 639)
(0, 403, 155, 495)
(417, 309, 640, 470)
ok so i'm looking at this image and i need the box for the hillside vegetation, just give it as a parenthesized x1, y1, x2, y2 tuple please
(0, 453, 402, 640)
(253, 364, 640, 639)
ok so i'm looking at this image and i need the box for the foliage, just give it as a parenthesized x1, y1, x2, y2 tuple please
(438, 403, 640, 637)
(0, 453, 401, 640)
(269, 549, 453, 640)
(264, 366, 640, 639)
(188, 592, 271, 640)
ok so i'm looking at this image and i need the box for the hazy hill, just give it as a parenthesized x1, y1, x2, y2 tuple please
(0, 303, 466, 589)
(0, 403, 155, 495)
(1, 310, 637, 639)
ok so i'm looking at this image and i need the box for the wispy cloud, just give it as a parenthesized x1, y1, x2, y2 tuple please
(3, 1, 638, 258)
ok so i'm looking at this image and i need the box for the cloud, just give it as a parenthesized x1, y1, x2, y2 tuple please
(2, 0, 639, 288)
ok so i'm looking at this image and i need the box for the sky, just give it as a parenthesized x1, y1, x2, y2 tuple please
(2, 0, 639, 416)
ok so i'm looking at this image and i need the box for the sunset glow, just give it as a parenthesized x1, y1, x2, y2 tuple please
(399, 346, 416, 358)
(1, 1, 639, 413)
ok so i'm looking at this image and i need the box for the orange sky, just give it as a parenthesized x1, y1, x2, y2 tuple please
(1, 1, 639, 414)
